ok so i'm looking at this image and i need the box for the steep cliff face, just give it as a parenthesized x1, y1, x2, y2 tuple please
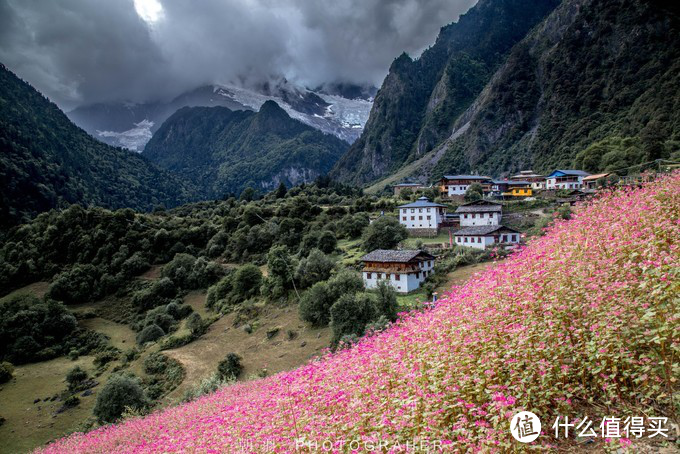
(329, 0, 560, 186)
(143, 101, 349, 197)
(430, 0, 680, 178)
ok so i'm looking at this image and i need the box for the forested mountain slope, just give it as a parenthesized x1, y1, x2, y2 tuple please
(430, 0, 680, 178)
(0, 64, 197, 227)
(329, 0, 560, 185)
(143, 101, 350, 198)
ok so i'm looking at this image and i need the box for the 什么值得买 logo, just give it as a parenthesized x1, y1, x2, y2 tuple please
(510, 411, 541, 443)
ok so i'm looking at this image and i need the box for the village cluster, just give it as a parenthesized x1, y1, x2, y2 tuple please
(361, 169, 606, 293)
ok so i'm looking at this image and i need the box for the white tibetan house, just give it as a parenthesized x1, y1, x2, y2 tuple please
(455, 200, 502, 227)
(545, 170, 591, 190)
(453, 225, 521, 250)
(361, 249, 435, 293)
(397, 197, 447, 236)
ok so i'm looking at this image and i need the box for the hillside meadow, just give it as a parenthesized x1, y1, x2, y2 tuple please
(34, 174, 679, 452)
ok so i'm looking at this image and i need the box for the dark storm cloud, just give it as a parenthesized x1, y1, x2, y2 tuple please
(0, 0, 477, 108)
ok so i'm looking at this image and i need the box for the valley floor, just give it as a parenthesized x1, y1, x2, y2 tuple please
(0, 262, 491, 453)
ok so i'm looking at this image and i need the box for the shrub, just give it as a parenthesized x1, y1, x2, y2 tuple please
(206, 274, 233, 312)
(160, 254, 224, 290)
(337, 213, 369, 239)
(317, 230, 337, 254)
(161, 253, 196, 288)
(364, 315, 391, 335)
(557, 204, 572, 220)
(182, 373, 231, 402)
(299, 231, 320, 257)
(132, 278, 177, 311)
(46, 264, 101, 304)
(0, 362, 14, 383)
(361, 216, 408, 252)
(93, 349, 120, 368)
(464, 183, 484, 202)
(294, 249, 335, 289)
(159, 333, 194, 350)
(185, 313, 205, 337)
(374, 280, 399, 322)
(327, 269, 364, 296)
(217, 353, 243, 380)
(165, 301, 193, 319)
(63, 395, 80, 409)
(66, 366, 88, 391)
(93, 375, 148, 423)
(121, 252, 150, 277)
(136, 324, 165, 344)
(231, 265, 262, 301)
(143, 352, 170, 375)
(0, 295, 78, 364)
(265, 246, 297, 297)
(299, 282, 335, 326)
(329, 293, 378, 345)
(298, 270, 364, 327)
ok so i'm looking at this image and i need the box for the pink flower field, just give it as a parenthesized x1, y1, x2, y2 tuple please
(38, 174, 679, 453)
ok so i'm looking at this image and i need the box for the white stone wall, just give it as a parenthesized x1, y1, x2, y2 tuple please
(459, 211, 500, 227)
(455, 232, 520, 250)
(499, 232, 520, 244)
(545, 177, 583, 190)
(363, 270, 423, 293)
(454, 235, 493, 250)
(362, 259, 435, 293)
(447, 184, 470, 196)
(399, 207, 441, 230)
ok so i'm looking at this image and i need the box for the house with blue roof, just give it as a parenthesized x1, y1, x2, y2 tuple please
(397, 197, 447, 235)
(545, 170, 591, 190)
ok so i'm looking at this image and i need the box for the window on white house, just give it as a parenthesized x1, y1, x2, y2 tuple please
(395, 274, 400, 281)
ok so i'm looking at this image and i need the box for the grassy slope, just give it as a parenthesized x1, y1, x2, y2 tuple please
(0, 282, 333, 452)
(36, 175, 679, 452)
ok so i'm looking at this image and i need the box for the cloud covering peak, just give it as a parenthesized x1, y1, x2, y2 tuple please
(0, 0, 476, 108)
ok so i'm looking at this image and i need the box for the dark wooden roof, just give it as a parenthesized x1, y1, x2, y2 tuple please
(455, 200, 502, 213)
(454, 225, 520, 236)
(361, 249, 435, 263)
(398, 197, 446, 209)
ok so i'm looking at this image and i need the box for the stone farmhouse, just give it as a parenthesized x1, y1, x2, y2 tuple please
(361, 249, 436, 293)
(397, 197, 447, 236)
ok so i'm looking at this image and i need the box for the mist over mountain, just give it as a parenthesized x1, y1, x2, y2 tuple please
(67, 81, 373, 151)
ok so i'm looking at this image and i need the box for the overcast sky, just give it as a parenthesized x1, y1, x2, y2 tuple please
(0, 0, 477, 109)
